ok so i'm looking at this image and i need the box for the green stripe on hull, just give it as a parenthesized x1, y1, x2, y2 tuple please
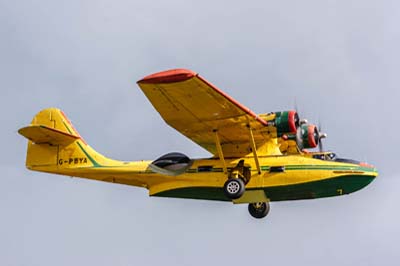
(189, 165, 376, 174)
(153, 175, 376, 202)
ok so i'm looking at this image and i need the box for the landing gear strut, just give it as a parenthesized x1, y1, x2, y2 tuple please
(248, 202, 270, 219)
(223, 160, 250, 200)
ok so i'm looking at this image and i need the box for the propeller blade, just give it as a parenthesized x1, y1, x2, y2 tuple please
(300, 119, 308, 125)
(319, 138, 324, 152)
(294, 98, 299, 115)
(317, 121, 327, 152)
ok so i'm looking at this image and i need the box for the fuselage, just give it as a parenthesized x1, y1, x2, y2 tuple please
(36, 152, 377, 203)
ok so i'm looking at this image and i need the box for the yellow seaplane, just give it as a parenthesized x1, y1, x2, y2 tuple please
(18, 69, 378, 219)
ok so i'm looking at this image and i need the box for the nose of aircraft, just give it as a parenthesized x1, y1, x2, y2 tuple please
(359, 162, 379, 178)
(359, 163, 378, 183)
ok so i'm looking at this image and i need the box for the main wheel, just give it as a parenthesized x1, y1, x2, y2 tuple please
(223, 178, 245, 199)
(248, 202, 270, 219)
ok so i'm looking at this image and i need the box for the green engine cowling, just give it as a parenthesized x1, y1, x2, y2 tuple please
(297, 124, 319, 149)
(274, 111, 299, 134)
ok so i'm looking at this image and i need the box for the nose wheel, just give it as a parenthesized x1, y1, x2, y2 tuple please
(248, 202, 270, 219)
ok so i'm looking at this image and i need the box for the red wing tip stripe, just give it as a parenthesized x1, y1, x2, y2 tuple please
(137, 69, 197, 84)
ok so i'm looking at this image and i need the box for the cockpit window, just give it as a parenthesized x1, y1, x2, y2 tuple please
(312, 152, 336, 161)
(327, 153, 336, 160)
(312, 154, 325, 160)
(334, 158, 361, 165)
(312, 152, 360, 165)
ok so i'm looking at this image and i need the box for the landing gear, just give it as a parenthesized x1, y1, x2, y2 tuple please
(229, 160, 250, 184)
(248, 202, 270, 219)
(223, 178, 245, 199)
(223, 160, 251, 200)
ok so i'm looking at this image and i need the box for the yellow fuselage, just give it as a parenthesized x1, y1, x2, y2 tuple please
(31, 153, 377, 203)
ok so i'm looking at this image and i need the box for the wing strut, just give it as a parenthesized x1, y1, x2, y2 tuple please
(214, 130, 228, 176)
(248, 126, 262, 175)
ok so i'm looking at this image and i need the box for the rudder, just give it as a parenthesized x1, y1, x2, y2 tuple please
(18, 108, 105, 172)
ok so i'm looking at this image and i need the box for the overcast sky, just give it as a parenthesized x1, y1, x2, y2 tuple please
(1, 0, 399, 265)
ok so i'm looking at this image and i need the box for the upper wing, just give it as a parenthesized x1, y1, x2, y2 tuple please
(137, 69, 276, 157)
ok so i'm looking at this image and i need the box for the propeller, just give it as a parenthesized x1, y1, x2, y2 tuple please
(294, 98, 308, 125)
(318, 121, 327, 152)
(293, 99, 327, 151)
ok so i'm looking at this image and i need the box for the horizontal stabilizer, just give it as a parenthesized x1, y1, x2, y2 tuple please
(18, 125, 79, 145)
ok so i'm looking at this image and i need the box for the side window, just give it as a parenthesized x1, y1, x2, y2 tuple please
(270, 166, 285, 173)
(197, 166, 213, 172)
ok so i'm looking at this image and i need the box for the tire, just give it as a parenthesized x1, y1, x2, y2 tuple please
(248, 202, 270, 219)
(223, 178, 245, 199)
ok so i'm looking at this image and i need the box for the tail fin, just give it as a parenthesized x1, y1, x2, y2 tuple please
(18, 108, 111, 172)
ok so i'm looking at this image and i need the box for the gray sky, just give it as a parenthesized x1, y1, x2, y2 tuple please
(1, 0, 399, 265)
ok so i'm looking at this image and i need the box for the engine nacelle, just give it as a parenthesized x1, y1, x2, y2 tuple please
(296, 124, 319, 149)
(262, 110, 299, 134)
